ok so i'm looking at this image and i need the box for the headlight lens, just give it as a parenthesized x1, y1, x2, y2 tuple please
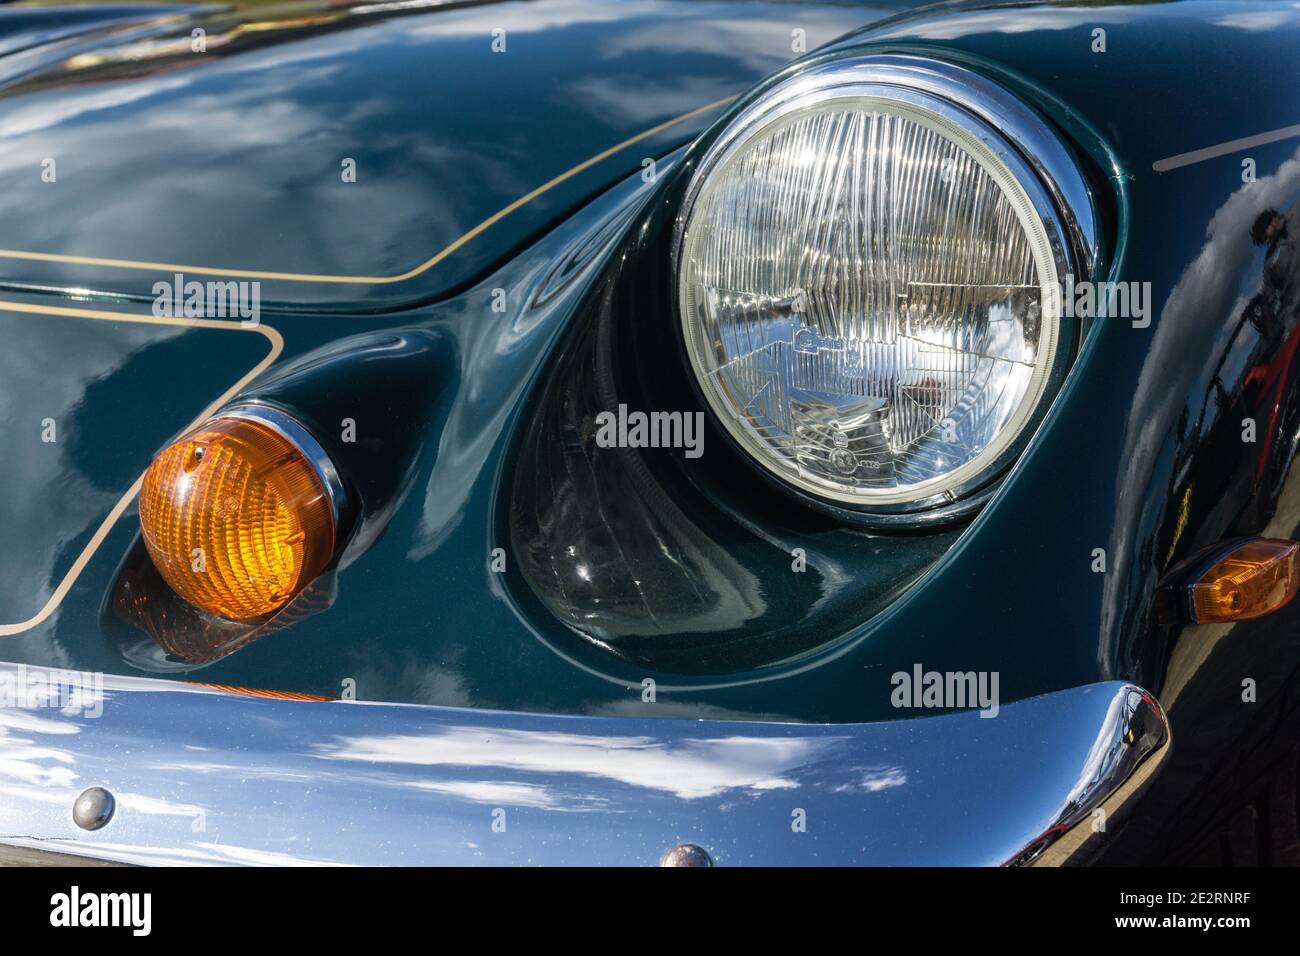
(677, 61, 1077, 512)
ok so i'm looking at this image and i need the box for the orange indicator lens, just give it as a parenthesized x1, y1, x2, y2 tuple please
(139, 416, 336, 620)
(1189, 538, 1300, 624)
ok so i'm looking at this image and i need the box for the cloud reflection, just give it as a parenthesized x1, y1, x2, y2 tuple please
(316, 726, 846, 799)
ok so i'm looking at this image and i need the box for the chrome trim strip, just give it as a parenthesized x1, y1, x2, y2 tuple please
(0, 668, 1165, 866)
(218, 403, 348, 533)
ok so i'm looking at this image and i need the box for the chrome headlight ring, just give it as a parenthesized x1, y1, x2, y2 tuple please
(673, 55, 1098, 524)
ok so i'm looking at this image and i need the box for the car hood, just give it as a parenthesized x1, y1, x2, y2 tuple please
(0, 0, 907, 311)
(15, 0, 1239, 724)
(0, 0, 929, 709)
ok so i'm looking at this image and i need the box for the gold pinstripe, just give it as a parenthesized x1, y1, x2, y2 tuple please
(0, 98, 735, 285)
(0, 97, 735, 636)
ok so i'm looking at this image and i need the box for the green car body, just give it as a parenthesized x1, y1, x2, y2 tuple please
(1, 0, 1299, 865)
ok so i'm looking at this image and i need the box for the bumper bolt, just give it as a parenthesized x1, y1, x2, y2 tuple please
(72, 787, 115, 831)
(659, 844, 713, 867)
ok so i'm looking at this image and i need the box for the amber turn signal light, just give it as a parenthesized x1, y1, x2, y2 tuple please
(1185, 538, 1300, 624)
(139, 407, 342, 621)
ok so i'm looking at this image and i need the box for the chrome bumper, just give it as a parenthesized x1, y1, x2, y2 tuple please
(0, 665, 1167, 866)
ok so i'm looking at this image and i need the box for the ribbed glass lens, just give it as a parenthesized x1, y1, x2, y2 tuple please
(139, 417, 335, 620)
(678, 95, 1061, 506)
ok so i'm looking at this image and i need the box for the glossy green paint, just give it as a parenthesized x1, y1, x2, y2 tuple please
(4, 0, 1300, 726)
(0, 0, 896, 310)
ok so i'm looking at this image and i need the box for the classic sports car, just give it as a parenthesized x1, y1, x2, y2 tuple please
(0, 0, 1298, 868)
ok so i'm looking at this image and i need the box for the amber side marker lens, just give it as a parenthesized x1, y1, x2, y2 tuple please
(139, 408, 340, 621)
(1186, 538, 1300, 624)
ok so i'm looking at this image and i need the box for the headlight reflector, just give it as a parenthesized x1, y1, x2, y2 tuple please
(676, 63, 1076, 512)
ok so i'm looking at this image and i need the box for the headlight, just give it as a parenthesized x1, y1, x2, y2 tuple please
(676, 57, 1092, 518)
